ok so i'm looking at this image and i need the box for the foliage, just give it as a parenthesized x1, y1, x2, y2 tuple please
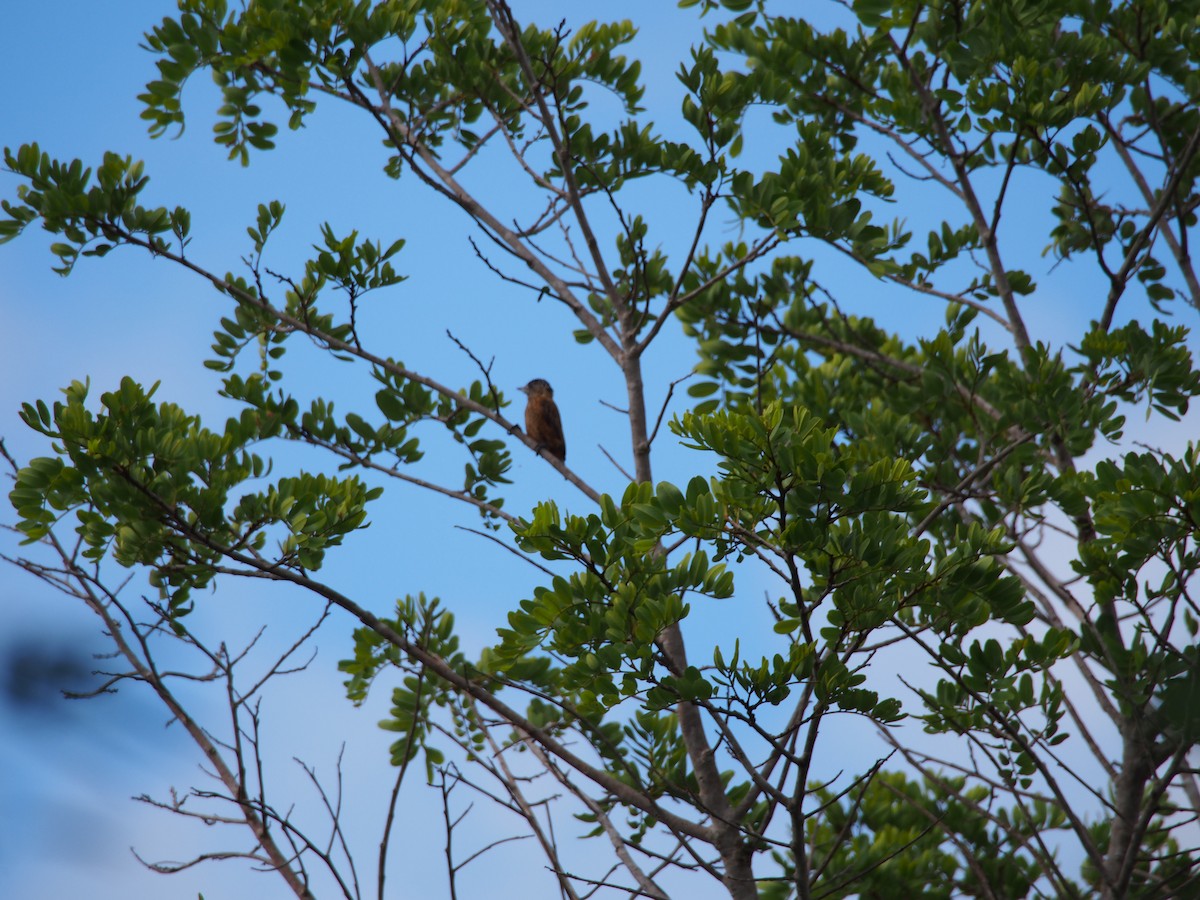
(4, 0, 1200, 898)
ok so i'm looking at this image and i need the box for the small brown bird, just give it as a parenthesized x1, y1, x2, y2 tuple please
(519, 378, 566, 462)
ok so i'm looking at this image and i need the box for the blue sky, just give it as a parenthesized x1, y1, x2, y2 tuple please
(3, 2, 1199, 898)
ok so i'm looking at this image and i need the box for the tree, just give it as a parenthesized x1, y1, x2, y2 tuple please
(4, 0, 1200, 897)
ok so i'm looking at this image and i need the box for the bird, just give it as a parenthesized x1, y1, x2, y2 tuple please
(519, 378, 566, 462)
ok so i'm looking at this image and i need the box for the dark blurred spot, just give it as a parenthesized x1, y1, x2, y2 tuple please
(3, 641, 95, 712)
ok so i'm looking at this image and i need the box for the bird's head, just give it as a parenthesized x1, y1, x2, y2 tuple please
(519, 378, 554, 397)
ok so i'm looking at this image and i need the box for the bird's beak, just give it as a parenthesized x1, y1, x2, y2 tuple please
(518, 385, 529, 395)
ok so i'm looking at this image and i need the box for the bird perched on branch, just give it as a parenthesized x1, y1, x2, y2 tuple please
(519, 378, 566, 462)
